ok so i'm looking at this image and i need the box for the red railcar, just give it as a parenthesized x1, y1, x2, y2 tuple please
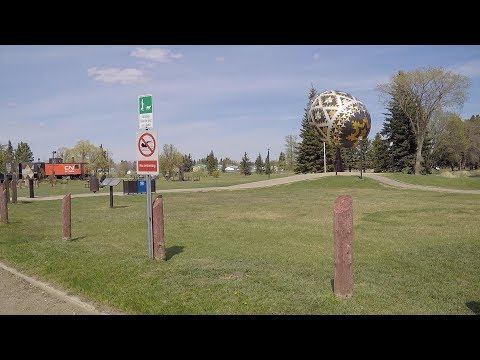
(45, 163, 89, 179)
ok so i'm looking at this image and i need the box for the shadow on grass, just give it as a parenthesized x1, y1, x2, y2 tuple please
(69, 235, 87, 242)
(112, 205, 129, 209)
(465, 301, 480, 314)
(166, 245, 185, 260)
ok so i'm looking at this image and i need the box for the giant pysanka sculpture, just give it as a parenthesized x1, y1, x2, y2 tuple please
(307, 90, 371, 148)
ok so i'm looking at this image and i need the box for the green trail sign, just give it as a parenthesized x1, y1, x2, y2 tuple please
(139, 95, 153, 114)
(138, 94, 153, 129)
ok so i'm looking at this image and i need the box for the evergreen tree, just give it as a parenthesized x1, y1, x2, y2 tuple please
(325, 143, 337, 172)
(183, 154, 194, 172)
(206, 150, 218, 175)
(295, 86, 325, 174)
(367, 134, 389, 172)
(380, 100, 416, 172)
(341, 148, 355, 172)
(239, 152, 252, 176)
(278, 152, 286, 171)
(7, 140, 14, 158)
(357, 138, 371, 172)
(254, 153, 264, 174)
(265, 149, 271, 176)
(14, 141, 34, 163)
(381, 99, 434, 173)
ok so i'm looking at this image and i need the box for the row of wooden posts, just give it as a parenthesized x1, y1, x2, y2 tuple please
(0, 183, 353, 297)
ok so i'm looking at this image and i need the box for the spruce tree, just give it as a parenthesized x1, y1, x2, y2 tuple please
(265, 149, 271, 176)
(7, 140, 14, 158)
(368, 134, 389, 172)
(206, 150, 218, 175)
(254, 153, 264, 174)
(183, 154, 194, 172)
(14, 141, 34, 163)
(381, 100, 416, 172)
(295, 86, 325, 173)
(381, 99, 433, 174)
(278, 152, 286, 171)
(239, 152, 252, 176)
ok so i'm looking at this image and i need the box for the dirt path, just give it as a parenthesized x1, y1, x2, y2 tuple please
(6, 171, 478, 315)
(17, 172, 480, 201)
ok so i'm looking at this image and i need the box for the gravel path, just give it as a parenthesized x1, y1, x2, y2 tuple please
(0, 262, 107, 315)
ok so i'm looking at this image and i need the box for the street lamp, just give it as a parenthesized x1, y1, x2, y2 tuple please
(358, 136, 363, 179)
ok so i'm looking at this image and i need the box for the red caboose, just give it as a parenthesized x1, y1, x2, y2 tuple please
(45, 163, 89, 179)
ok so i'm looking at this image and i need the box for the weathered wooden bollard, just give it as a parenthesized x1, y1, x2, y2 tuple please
(0, 184, 8, 224)
(4, 177, 10, 204)
(11, 174, 17, 204)
(29, 178, 34, 198)
(61, 193, 71, 240)
(333, 195, 353, 298)
(152, 195, 166, 260)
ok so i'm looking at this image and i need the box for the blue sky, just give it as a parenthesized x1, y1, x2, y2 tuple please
(1, 45, 479, 163)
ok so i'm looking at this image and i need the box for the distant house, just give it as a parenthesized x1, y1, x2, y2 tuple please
(225, 165, 239, 172)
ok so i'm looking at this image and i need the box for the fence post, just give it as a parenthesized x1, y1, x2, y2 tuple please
(0, 184, 8, 224)
(333, 195, 353, 298)
(4, 177, 10, 204)
(62, 193, 71, 240)
(152, 195, 166, 260)
(11, 173, 17, 204)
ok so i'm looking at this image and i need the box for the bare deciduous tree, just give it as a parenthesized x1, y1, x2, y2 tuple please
(377, 67, 470, 174)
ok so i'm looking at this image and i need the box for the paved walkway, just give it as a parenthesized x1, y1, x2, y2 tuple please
(5, 171, 479, 315)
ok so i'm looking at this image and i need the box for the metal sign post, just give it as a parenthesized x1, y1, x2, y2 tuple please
(146, 174, 153, 258)
(137, 94, 158, 259)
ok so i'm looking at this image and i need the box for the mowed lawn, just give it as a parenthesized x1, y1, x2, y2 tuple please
(1, 176, 479, 314)
(382, 171, 480, 190)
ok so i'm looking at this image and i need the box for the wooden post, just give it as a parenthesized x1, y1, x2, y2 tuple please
(4, 177, 10, 204)
(152, 195, 166, 260)
(62, 193, 71, 240)
(0, 184, 8, 224)
(110, 186, 114, 208)
(333, 195, 353, 298)
(11, 173, 17, 204)
(29, 178, 34, 198)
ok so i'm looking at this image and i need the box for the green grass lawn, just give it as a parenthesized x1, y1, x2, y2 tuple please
(15, 172, 295, 198)
(1, 176, 479, 314)
(382, 171, 480, 190)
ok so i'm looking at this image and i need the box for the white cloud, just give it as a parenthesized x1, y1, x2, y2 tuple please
(313, 53, 320, 60)
(87, 67, 147, 84)
(215, 56, 225, 63)
(450, 59, 480, 78)
(130, 47, 183, 63)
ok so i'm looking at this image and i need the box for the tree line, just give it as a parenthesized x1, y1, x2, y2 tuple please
(290, 67, 477, 175)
